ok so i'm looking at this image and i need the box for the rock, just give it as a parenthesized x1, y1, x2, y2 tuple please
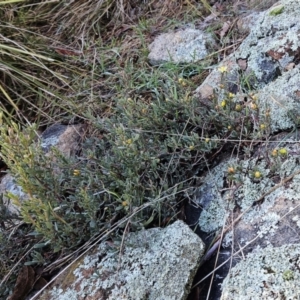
(0, 174, 28, 216)
(191, 132, 300, 298)
(0, 124, 83, 215)
(148, 28, 214, 65)
(39, 220, 205, 300)
(41, 124, 83, 156)
(195, 0, 300, 133)
(221, 244, 300, 299)
(236, 11, 263, 34)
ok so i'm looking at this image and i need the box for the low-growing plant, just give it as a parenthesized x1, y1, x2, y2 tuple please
(0, 63, 273, 255)
(0, 0, 284, 298)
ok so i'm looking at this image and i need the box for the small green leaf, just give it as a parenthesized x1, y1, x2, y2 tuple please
(269, 5, 284, 16)
(33, 242, 49, 249)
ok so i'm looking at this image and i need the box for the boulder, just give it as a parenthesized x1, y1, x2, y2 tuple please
(148, 28, 215, 65)
(38, 220, 205, 300)
(196, 0, 300, 133)
(190, 132, 300, 298)
(221, 244, 300, 299)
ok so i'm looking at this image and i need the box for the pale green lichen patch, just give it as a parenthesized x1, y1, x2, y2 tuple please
(42, 220, 205, 300)
(198, 161, 234, 232)
(198, 138, 300, 237)
(237, 0, 300, 82)
(256, 68, 300, 133)
(221, 244, 300, 299)
(198, 157, 275, 233)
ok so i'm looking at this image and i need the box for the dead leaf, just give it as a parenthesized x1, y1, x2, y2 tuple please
(219, 21, 231, 39)
(7, 266, 35, 300)
(266, 49, 285, 60)
(53, 47, 82, 56)
(33, 277, 48, 290)
(295, 90, 300, 97)
(237, 58, 247, 71)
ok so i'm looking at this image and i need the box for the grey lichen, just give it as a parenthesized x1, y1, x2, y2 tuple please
(237, 0, 300, 82)
(199, 138, 300, 240)
(221, 244, 300, 299)
(257, 68, 300, 133)
(197, 161, 234, 233)
(148, 28, 215, 65)
(47, 220, 205, 300)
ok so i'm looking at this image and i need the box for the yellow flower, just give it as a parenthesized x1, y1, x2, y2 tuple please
(235, 104, 242, 112)
(141, 108, 147, 114)
(178, 78, 184, 84)
(221, 100, 226, 108)
(250, 103, 257, 110)
(205, 138, 210, 143)
(251, 94, 258, 101)
(126, 139, 133, 145)
(271, 149, 278, 157)
(73, 169, 80, 176)
(279, 148, 288, 156)
(184, 96, 191, 103)
(254, 171, 261, 179)
(122, 201, 128, 207)
(228, 93, 235, 98)
(189, 145, 195, 151)
(228, 125, 232, 130)
(260, 124, 266, 130)
(218, 66, 228, 73)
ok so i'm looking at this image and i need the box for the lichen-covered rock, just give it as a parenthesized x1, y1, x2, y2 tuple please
(196, 0, 300, 133)
(0, 174, 28, 215)
(39, 220, 205, 300)
(0, 124, 83, 215)
(148, 28, 214, 65)
(197, 133, 300, 238)
(193, 133, 300, 299)
(221, 244, 300, 299)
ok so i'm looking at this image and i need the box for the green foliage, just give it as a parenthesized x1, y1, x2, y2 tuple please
(0, 0, 282, 297)
(0, 67, 272, 255)
(0, 90, 219, 251)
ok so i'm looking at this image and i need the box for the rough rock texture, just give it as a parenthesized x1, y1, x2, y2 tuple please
(194, 0, 300, 233)
(39, 220, 205, 300)
(0, 124, 83, 215)
(148, 28, 214, 65)
(41, 124, 83, 156)
(221, 244, 300, 299)
(192, 133, 300, 297)
(188, 1, 300, 297)
(197, 133, 300, 237)
(0, 174, 28, 215)
(196, 0, 300, 134)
